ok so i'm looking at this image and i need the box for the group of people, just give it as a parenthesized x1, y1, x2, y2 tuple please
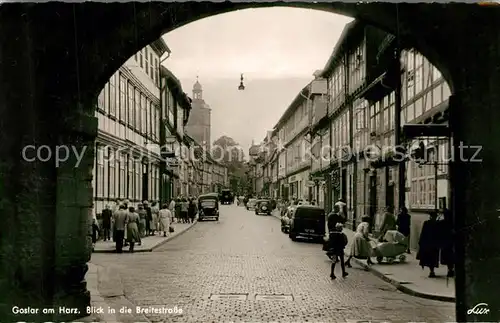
(324, 200, 455, 280)
(92, 196, 200, 253)
(168, 197, 198, 224)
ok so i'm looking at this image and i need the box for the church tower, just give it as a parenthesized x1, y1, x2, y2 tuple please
(193, 76, 203, 101)
(185, 76, 211, 151)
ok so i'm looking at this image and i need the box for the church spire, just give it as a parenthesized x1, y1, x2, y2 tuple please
(193, 76, 202, 100)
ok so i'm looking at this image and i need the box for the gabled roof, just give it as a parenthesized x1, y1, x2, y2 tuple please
(161, 66, 191, 112)
(320, 20, 363, 78)
(274, 83, 311, 129)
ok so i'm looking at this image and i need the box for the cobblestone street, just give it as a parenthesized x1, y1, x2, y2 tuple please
(90, 204, 455, 322)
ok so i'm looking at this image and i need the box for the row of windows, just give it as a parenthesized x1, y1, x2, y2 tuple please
(284, 102, 309, 142)
(97, 72, 160, 141)
(402, 49, 443, 105)
(94, 144, 159, 202)
(331, 110, 350, 150)
(408, 140, 449, 209)
(163, 86, 176, 125)
(401, 81, 450, 124)
(329, 64, 345, 111)
(134, 46, 161, 87)
(370, 92, 396, 134)
(349, 41, 366, 93)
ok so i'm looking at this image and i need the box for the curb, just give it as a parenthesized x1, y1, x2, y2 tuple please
(93, 220, 198, 254)
(349, 257, 456, 303)
(272, 211, 455, 303)
(150, 219, 198, 251)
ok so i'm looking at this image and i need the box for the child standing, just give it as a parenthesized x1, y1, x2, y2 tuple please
(326, 223, 349, 279)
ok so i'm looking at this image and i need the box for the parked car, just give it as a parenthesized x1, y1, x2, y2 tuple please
(246, 198, 257, 210)
(198, 193, 219, 221)
(255, 199, 271, 215)
(288, 205, 326, 242)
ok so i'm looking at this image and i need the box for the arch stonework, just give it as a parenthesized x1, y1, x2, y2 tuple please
(1, 2, 500, 321)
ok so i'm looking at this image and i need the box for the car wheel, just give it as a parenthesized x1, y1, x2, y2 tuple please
(289, 233, 297, 241)
(216, 217, 219, 221)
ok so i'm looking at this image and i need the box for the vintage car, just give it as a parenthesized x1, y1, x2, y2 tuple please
(220, 189, 233, 205)
(288, 205, 326, 242)
(198, 193, 219, 221)
(255, 199, 271, 215)
(246, 198, 257, 210)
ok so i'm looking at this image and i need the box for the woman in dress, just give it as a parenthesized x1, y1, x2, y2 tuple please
(158, 203, 172, 237)
(346, 216, 374, 267)
(126, 206, 141, 252)
(137, 204, 147, 237)
(181, 197, 189, 223)
(417, 211, 441, 277)
(150, 201, 159, 235)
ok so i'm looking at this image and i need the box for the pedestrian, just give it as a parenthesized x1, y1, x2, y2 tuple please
(91, 213, 99, 251)
(144, 201, 152, 236)
(123, 200, 130, 246)
(378, 206, 396, 242)
(327, 205, 346, 230)
(126, 206, 141, 252)
(168, 198, 176, 221)
(175, 197, 182, 223)
(345, 215, 374, 267)
(335, 198, 347, 218)
(439, 208, 455, 278)
(137, 204, 147, 237)
(158, 203, 172, 237)
(416, 211, 441, 277)
(113, 204, 129, 253)
(101, 205, 112, 241)
(112, 201, 120, 242)
(181, 197, 189, 223)
(188, 197, 196, 223)
(327, 223, 349, 279)
(396, 206, 411, 253)
(150, 201, 159, 235)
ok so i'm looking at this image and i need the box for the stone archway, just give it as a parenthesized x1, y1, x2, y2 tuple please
(1, 3, 500, 322)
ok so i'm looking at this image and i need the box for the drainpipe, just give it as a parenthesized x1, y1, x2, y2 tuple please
(159, 51, 171, 204)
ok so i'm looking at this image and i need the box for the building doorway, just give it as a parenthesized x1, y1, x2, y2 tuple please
(142, 162, 149, 202)
(385, 167, 394, 210)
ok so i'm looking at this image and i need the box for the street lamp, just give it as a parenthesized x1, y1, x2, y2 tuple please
(238, 73, 245, 91)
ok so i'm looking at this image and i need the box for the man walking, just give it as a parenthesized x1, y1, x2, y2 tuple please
(113, 204, 129, 253)
(101, 205, 112, 241)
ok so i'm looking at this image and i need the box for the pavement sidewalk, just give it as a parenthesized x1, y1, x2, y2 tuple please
(271, 209, 455, 302)
(342, 228, 455, 302)
(93, 220, 197, 253)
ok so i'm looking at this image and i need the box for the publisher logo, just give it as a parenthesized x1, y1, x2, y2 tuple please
(467, 303, 490, 315)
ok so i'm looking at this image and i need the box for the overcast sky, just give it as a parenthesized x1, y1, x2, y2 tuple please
(162, 7, 352, 151)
